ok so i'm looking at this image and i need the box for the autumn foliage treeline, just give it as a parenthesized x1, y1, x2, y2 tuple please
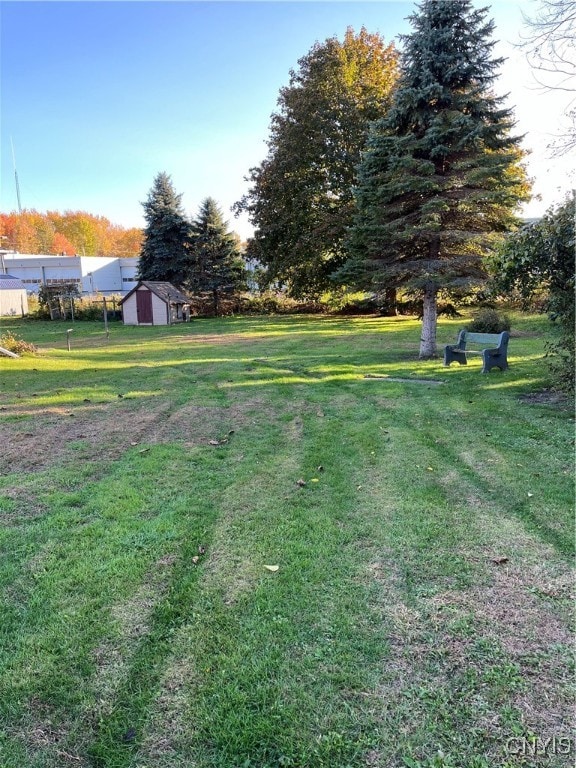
(0, 211, 143, 257)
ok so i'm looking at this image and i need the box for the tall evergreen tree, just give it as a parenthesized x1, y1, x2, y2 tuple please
(345, 0, 530, 357)
(187, 198, 244, 316)
(235, 28, 398, 298)
(138, 172, 191, 287)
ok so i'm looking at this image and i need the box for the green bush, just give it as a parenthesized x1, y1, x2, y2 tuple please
(232, 292, 324, 316)
(466, 308, 511, 334)
(490, 196, 574, 392)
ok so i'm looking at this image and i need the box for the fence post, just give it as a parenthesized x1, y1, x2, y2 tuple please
(103, 297, 109, 339)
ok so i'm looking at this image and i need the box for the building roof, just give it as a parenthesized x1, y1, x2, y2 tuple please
(0, 274, 26, 290)
(119, 280, 190, 305)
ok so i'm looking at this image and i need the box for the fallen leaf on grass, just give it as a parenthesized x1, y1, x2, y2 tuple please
(121, 728, 136, 743)
(192, 556, 200, 564)
(264, 565, 279, 572)
(492, 556, 509, 565)
(296, 479, 307, 487)
(138, 448, 150, 454)
(310, 478, 319, 483)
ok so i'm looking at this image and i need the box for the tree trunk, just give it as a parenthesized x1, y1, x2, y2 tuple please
(213, 289, 219, 317)
(419, 284, 438, 358)
(379, 287, 398, 316)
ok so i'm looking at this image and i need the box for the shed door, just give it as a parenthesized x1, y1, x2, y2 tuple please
(136, 290, 153, 324)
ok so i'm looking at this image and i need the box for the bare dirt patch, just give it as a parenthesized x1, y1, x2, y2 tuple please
(518, 390, 572, 408)
(0, 399, 173, 473)
(1, 390, 280, 475)
(183, 332, 270, 346)
(363, 374, 445, 385)
(142, 403, 239, 448)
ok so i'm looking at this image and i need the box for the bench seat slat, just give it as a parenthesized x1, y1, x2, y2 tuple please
(463, 332, 503, 345)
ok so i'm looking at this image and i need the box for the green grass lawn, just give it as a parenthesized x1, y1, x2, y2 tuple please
(0, 312, 573, 768)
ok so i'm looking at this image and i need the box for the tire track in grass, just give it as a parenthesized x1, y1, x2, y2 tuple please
(133, 411, 313, 767)
(1, 443, 225, 768)
(81, 444, 231, 768)
(388, 386, 574, 559)
(1, 394, 287, 767)
(352, 404, 574, 767)
(133, 401, 393, 768)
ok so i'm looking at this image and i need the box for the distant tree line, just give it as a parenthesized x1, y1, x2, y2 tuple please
(138, 172, 245, 316)
(0, 211, 142, 257)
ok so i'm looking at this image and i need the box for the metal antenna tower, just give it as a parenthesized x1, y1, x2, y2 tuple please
(10, 137, 22, 214)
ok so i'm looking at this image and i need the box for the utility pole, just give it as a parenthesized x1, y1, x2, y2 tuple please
(10, 137, 22, 214)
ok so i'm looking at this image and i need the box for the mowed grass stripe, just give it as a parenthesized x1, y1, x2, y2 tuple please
(133, 391, 394, 768)
(338, 389, 573, 767)
(1, 444, 228, 767)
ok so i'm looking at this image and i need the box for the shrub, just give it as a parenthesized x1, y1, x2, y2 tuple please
(0, 331, 37, 355)
(211, 292, 325, 316)
(490, 196, 574, 391)
(466, 308, 511, 334)
(332, 297, 380, 315)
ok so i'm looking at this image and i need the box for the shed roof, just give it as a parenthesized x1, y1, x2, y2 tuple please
(119, 281, 190, 305)
(0, 274, 26, 290)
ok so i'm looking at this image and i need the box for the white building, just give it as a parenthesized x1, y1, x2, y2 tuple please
(0, 274, 28, 316)
(0, 253, 139, 295)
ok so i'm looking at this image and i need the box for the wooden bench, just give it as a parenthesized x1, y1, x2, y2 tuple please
(444, 331, 509, 374)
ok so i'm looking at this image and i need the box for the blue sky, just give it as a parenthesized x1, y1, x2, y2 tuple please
(1, 1, 574, 240)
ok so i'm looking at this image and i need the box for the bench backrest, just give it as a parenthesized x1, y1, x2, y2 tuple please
(457, 330, 509, 349)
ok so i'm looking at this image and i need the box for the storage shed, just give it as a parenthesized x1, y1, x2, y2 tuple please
(0, 274, 28, 316)
(119, 281, 191, 326)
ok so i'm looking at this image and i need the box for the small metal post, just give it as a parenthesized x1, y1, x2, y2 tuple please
(66, 328, 73, 351)
(103, 297, 109, 339)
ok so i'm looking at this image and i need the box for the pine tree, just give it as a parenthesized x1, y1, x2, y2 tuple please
(138, 172, 191, 287)
(345, 0, 530, 357)
(188, 198, 244, 316)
